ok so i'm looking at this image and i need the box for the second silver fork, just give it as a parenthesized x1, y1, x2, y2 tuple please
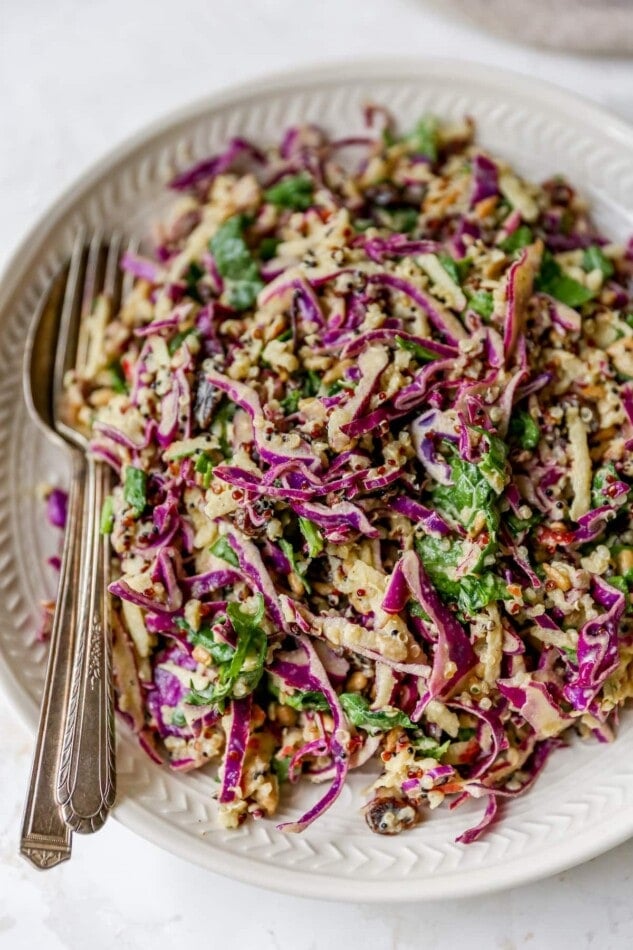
(54, 233, 123, 833)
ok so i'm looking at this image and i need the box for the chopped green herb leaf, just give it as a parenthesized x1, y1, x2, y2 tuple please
(280, 370, 320, 410)
(608, 575, 629, 595)
(305, 369, 321, 396)
(416, 536, 507, 615)
(430, 433, 506, 543)
(264, 173, 314, 211)
(408, 601, 430, 621)
(279, 539, 311, 593)
(326, 378, 356, 396)
(583, 245, 614, 280)
(195, 451, 214, 489)
(299, 518, 324, 558)
(458, 573, 508, 615)
(227, 279, 262, 312)
(339, 693, 414, 734)
(457, 727, 476, 741)
(592, 462, 626, 509)
(209, 215, 263, 312)
(186, 595, 267, 707)
(410, 735, 450, 759)
(379, 207, 419, 234)
(609, 577, 633, 614)
(475, 430, 508, 494)
(277, 688, 330, 712)
(214, 400, 236, 458)
(418, 434, 507, 594)
(281, 388, 302, 414)
(108, 360, 128, 394)
(272, 755, 291, 783)
(438, 253, 471, 285)
(507, 509, 543, 536)
(175, 617, 235, 662)
(415, 536, 460, 592)
(408, 115, 439, 162)
(430, 462, 495, 532)
(395, 336, 438, 363)
(354, 217, 374, 233)
(227, 593, 265, 634)
(210, 216, 253, 280)
(224, 596, 267, 690)
(499, 226, 533, 253)
(466, 289, 494, 320)
(99, 495, 114, 535)
(536, 251, 596, 308)
(184, 261, 204, 303)
(205, 640, 235, 663)
(168, 327, 199, 356)
(210, 535, 239, 568)
(509, 410, 541, 450)
(610, 548, 633, 585)
(123, 466, 147, 518)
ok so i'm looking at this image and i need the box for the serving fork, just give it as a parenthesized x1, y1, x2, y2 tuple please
(20, 232, 129, 867)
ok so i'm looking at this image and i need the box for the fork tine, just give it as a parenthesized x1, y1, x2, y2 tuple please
(81, 230, 106, 317)
(103, 232, 123, 306)
(75, 232, 106, 375)
(121, 235, 140, 301)
(53, 229, 87, 416)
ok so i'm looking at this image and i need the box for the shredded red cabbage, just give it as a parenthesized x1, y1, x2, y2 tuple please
(62, 107, 633, 845)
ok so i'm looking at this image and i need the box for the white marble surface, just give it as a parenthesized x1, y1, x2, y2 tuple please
(2, 2, 633, 947)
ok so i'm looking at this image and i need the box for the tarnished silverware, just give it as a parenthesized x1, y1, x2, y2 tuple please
(20, 266, 85, 869)
(21, 232, 128, 864)
(54, 233, 122, 834)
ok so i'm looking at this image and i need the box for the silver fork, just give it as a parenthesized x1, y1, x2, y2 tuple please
(21, 233, 127, 865)
(54, 233, 124, 834)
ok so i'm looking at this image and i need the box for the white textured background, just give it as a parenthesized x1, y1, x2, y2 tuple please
(2, 2, 633, 947)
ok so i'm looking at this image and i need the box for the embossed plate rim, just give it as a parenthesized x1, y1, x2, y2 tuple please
(3, 58, 633, 901)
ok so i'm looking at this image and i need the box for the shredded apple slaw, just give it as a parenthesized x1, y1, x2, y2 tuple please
(60, 109, 633, 842)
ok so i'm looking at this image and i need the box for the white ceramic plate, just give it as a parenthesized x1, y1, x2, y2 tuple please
(3, 60, 633, 902)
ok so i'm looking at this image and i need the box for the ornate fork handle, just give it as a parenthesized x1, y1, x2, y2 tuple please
(57, 456, 115, 832)
(20, 450, 85, 868)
